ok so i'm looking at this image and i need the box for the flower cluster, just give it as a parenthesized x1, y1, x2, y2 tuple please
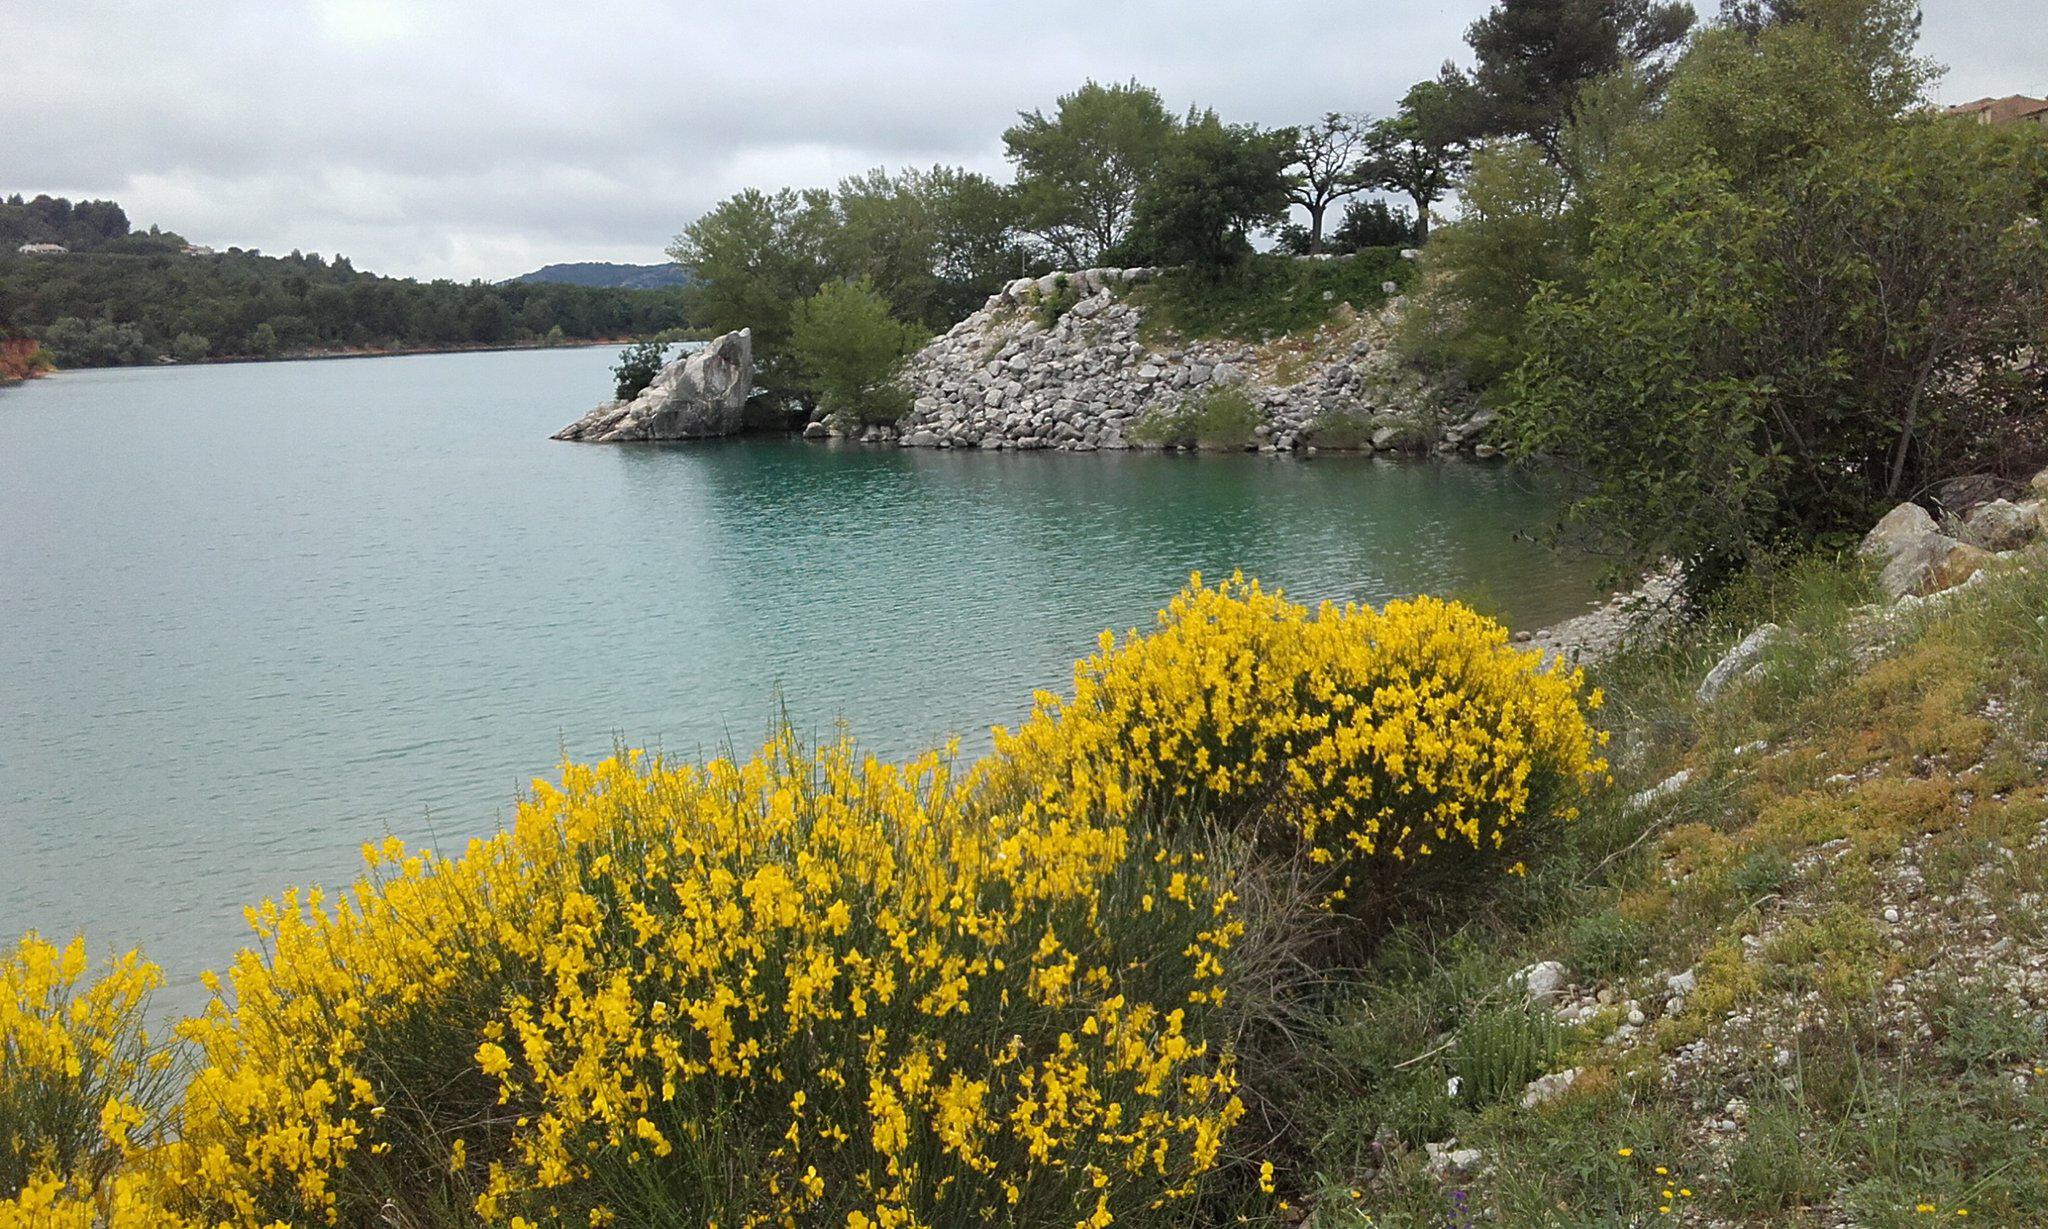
(0, 933, 178, 1229)
(159, 733, 1244, 1227)
(983, 573, 1607, 897)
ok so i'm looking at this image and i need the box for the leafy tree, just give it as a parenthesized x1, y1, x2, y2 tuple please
(1128, 111, 1296, 272)
(1329, 199, 1422, 251)
(669, 187, 838, 383)
(1650, 0, 1936, 188)
(1506, 118, 2048, 579)
(170, 332, 210, 363)
(1283, 113, 1372, 254)
(1449, 0, 1695, 164)
(39, 317, 154, 367)
(831, 166, 1024, 328)
(1003, 80, 1179, 267)
(787, 279, 927, 427)
(1397, 144, 1583, 389)
(1361, 81, 1471, 241)
(612, 340, 667, 400)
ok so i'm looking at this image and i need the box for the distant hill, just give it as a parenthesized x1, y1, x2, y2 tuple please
(510, 262, 693, 290)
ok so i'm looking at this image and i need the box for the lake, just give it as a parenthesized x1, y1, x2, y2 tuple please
(1, 347, 1602, 1012)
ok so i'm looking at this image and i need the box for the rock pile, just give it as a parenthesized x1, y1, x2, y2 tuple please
(879, 267, 1489, 454)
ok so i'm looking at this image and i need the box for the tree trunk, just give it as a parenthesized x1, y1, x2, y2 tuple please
(1307, 203, 1326, 255)
(1414, 199, 1432, 244)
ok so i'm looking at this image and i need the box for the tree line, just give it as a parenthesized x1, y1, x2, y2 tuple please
(671, 78, 1478, 417)
(0, 195, 692, 368)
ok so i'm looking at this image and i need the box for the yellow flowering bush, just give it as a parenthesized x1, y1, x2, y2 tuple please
(0, 933, 179, 1229)
(983, 574, 1607, 898)
(160, 733, 1245, 1228)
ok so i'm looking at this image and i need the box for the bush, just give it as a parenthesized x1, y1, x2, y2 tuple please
(160, 734, 1244, 1227)
(1507, 119, 2048, 576)
(0, 934, 171, 1225)
(1131, 250, 1412, 343)
(981, 574, 1608, 908)
(1304, 408, 1375, 450)
(611, 339, 667, 400)
(1130, 385, 1262, 450)
(169, 333, 210, 364)
(788, 278, 927, 427)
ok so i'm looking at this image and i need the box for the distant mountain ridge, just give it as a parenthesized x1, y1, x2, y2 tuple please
(510, 261, 693, 290)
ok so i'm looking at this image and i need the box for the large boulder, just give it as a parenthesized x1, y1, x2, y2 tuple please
(553, 330, 752, 442)
(1861, 502, 1971, 601)
(1962, 498, 2041, 552)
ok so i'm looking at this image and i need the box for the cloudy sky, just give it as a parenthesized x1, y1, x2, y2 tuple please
(7, 1, 2041, 282)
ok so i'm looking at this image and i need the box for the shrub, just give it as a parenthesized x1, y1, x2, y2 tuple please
(161, 733, 1244, 1228)
(788, 278, 927, 427)
(1131, 249, 1412, 343)
(1304, 408, 1374, 450)
(611, 339, 667, 400)
(0, 934, 173, 1226)
(1130, 385, 1262, 450)
(981, 574, 1608, 907)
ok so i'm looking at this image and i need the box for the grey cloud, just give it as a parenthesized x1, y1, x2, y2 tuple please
(3, 0, 2040, 280)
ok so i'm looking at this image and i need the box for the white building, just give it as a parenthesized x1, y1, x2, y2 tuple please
(15, 243, 69, 255)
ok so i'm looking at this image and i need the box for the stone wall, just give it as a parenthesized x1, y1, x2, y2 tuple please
(862, 264, 1494, 455)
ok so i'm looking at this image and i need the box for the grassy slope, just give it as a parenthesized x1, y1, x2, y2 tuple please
(1124, 249, 1414, 345)
(1287, 553, 2048, 1227)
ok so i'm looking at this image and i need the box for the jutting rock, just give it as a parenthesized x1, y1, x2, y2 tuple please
(554, 329, 752, 442)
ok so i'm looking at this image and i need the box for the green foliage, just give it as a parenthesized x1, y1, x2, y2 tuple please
(611, 340, 666, 401)
(1304, 408, 1375, 450)
(1280, 199, 1420, 255)
(1449, 0, 1696, 161)
(0, 195, 135, 252)
(1360, 80, 1471, 239)
(787, 278, 927, 426)
(1129, 384, 1262, 450)
(1507, 119, 2048, 575)
(670, 187, 839, 386)
(1452, 1005, 1561, 1109)
(1281, 112, 1372, 254)
(1126, 110, 1295, 271)
(38, 316, 153, 367)
(1, 225, 690, 364)
(831, 165, 1024, 328)
(1002, 79, 1179, 267)
(1132, 249, 1412, 344)
(1564, 911, 1649, 979)
(1396, 143, 1583, 389)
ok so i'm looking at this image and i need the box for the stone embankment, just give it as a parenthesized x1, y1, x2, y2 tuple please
(860, 263, 1493, 455)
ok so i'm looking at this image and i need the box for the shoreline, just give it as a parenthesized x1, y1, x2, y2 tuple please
(31, 337, 641, 375)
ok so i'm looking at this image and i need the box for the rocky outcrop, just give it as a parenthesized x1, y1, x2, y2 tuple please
(554, 329, 752, 442)
(885, 264, 1485, 454)
(1859, 502, 1983, 601)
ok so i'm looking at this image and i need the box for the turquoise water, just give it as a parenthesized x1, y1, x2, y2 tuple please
(0, 348, 1601, 1011)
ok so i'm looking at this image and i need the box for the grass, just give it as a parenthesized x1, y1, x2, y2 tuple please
(1128, 249, 1414, 345)
(1276, 548, 2048, 1226)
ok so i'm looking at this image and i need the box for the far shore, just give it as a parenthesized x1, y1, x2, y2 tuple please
(37, 335, 659, 375)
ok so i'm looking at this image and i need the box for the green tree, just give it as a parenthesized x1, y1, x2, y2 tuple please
(1003, 80, 1179, 267)
(1128, 111, 1296, 272)
(612, 340, 667, 400)
(670, 188, 839, 385)
(1398, 143, 1583, 389)
(170, 332, 211, 363)
(1450, 0, 1695, 163)
(1361, 81, 1472, 241)
(1506, 119, 2048, 579)
(787, 279, 928, 426)
(1283, 113, 1372, 254)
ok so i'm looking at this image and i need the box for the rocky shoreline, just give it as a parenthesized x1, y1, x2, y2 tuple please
(853, 263, 1495, 456)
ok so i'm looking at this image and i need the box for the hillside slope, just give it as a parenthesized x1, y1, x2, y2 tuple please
(509, 261, 693, 290)
(1293, 506, 2048, 1226)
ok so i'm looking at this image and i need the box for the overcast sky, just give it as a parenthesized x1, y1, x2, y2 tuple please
(6, 1, 2042, 282)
